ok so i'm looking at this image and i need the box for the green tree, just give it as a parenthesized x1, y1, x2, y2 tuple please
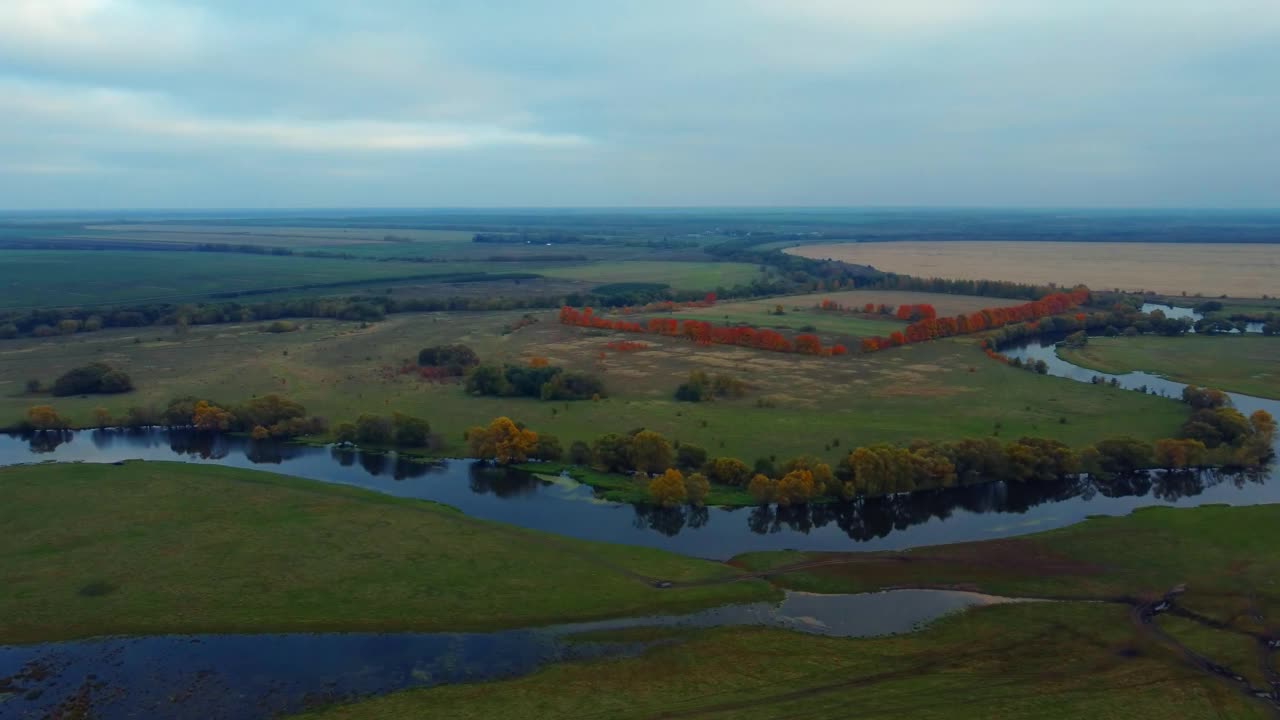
(354, 414, 393, 445)
(391, 413, 431, 448)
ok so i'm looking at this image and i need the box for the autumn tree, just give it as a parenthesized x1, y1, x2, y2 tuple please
(251, 425, 271, 440)
(775, 469, 816, 506)
(684, 471, 710, 506)
(1153, 438, 1207, 469)
(192, 400, 234, 432)
(467, 416, 539, 464)
(25, 405, 68, 430)
(704, 456, 751, 486)
(630, 430, 674, 473)
(91, 406, 113, 428)
(648, 468, 688, 507)
(747, 473, 776, 504)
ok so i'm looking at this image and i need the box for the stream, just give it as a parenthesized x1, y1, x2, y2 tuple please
(0, 590, 1020, 719)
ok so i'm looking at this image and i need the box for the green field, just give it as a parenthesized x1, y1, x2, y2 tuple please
(670, 307, 905, 339)
(0, 307, 1189, 464)
(0, 250, 509, 308)
(1058, 334, 1280, 399)
(304, 502, 1280, 719)
(537, 261, 766, 291)
(0, 462, 771, 644)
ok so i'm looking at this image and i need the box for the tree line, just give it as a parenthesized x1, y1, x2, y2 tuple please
(858, 288, 1091, 352)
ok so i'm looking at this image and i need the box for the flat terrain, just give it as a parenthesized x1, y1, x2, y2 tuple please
(0, 250, 503, 308)
(0, 462, 771, 644)
(1058, 335, 1280, 399)
(536, 260, 765, 291)
(306, 503, 1280, 719)
(787, 241, 1280, 298)
(0, 302, 1188, 462)
(304, 604, 1258, 720)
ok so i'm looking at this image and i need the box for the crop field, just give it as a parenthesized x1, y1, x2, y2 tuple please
(0, 250, 508, 308)
(536, 261, 766, 291)
(787, 241, 1280, 298)
(83, 224, 480, 246)
(1, 302, 1188, 463)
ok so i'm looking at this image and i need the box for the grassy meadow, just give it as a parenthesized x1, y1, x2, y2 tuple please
(536, 260, 766, 291)
(1058, 334, 1280, 399)
(0, 301, 1189, 463)
(0, 462, 772, 644)
(304, 502, 1280, 719)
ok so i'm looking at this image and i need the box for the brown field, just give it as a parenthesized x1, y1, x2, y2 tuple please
(787, 241, 1280, 298)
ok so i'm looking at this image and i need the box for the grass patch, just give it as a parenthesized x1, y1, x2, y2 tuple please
(0, 308, 1189, 464)
(537, 261, 764, 291)
(517, 462, 757, 506)
(298, 602, 1264, 719)
(1058, 335, 1280, 399)
(0, 462, 774, 644)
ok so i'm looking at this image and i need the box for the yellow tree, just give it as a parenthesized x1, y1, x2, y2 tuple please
(630, 430, 673, 474)
(683, 471, 710, 506)
(25, 405, 68, 430)
(747, 473, 776, 505)
(776, 469, 816, 506)
(467, 416, 539, 464)
(91, 406, 113, 428)
(192, 400, 233, 432)
(647, 468, 687, 507)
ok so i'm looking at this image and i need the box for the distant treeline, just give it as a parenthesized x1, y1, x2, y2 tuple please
(472, 232, 697, 249)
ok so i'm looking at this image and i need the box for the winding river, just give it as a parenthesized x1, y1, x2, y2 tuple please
(3, 314, 1277, 718)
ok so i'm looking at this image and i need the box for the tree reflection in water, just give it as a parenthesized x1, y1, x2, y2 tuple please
(468, 462, 542, 498)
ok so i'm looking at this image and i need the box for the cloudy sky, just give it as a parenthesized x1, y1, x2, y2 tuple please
(1, 0, 1277, 209)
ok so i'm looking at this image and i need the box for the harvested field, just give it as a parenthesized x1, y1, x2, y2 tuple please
(786, 241, 1280, 298)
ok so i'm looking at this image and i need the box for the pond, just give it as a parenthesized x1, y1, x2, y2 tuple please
(1140, 303, 1264, 333)
(0, 589, 1018, 719)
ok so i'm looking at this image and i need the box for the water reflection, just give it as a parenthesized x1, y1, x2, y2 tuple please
(0, 421, 1275, 560)
(0, 588, 1013, 720)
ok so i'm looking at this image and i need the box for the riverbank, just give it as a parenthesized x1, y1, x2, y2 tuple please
(0, 462, 774, 645)
(302, 501, 1280, 719)
(1056, 334, 1280, 400)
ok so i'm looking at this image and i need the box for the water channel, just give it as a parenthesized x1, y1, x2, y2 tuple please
(2, 311, 1276, 718)
(0, 590, 1020, 719)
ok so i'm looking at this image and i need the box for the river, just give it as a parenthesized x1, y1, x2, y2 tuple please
(3, 329, 1276, 718)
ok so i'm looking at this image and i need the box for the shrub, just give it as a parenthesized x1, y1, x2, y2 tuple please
(417, 344, 480, 375)
(51, 363, 133, 396)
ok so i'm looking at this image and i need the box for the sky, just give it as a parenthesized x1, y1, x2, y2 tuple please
(0, 0, 1278, 209)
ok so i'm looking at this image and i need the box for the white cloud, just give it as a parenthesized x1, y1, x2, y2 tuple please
(0, 78, 591, 153)
(0, 0, 212, 69)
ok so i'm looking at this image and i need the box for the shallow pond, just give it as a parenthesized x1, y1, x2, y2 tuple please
(1140, 303, 1264, 333)
(0, 589, 1014, 719)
